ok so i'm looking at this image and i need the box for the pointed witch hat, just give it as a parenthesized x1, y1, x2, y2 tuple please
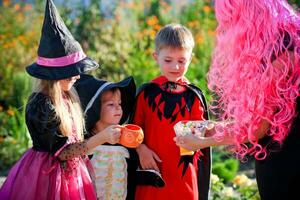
(74, 74, 136, 131)
(26, 0, 99, 80)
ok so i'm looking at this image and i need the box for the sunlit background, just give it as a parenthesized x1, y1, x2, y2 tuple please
(0, 0, 299, 199)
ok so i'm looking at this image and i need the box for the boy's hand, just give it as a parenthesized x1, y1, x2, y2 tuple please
(99, 125, 121, 144)
(136, 144, 162, 172)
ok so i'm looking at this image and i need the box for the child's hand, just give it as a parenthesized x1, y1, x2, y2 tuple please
(86, 125, 122, 150)
(99, 125, 121, 144)
(136, 144, 162, 172)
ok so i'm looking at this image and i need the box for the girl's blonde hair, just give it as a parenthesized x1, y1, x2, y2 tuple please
(32, 79, 85, 140)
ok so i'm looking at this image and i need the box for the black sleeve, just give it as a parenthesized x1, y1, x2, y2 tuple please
(126, 84, 149, 200)
(186, 85, 212, 200)
(25, 93, 68, 155)
(84, 130, 94, 140)
(186, 84, 209, 120)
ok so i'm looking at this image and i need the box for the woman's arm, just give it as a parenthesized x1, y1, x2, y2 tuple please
(174, 119, 270, 151)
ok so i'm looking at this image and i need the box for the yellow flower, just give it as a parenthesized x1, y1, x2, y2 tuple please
(154, 24, 162, 31)
(233, 174, 253, 187)
(7, 108, 14, 116)
(195, 34, 204, 44)
(146, 16, 159, 27)
(115, 13, 121, 22)
(143, 29, 156, 39)
(136, 31, 144, 40)
(11, 139, 17, 145)
(221, 187, 234, 197)
(149, 29, 156, 39)
(187, 21, 198, 28)
(127, 2, 136, 9)
(3, 0, 10, 7)
(3, 43, 10, 49)
(211, 174, 220, 184)
(17, 13, 24, 21)
(24, 4, 32, 11)
(203, 5, 211, 13)
(160, 1, 168, 8)
(145, 48, 153, 55)
(18, 35, 25, 41)
(14, 3, 20, 11)
(208, 29, 216, 37)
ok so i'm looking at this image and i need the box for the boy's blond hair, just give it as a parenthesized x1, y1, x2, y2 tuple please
(155, 23, 195, 52)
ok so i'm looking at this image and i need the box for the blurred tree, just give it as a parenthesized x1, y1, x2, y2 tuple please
(288, 0, 300, 7)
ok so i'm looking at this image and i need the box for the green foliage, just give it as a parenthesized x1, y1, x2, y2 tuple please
(212, 147, 240, 183)
(0, 2, 39, 171)
(289, 0, 300, 7)
(0, 106, 30, 171)
(0, 72, 32, 171)
(212, 158, 239, 183)
(9, 72, 32, 108)
(0, 2, 41, 102)
(210, 173, 260, 200)
(59, 0, 217, 90)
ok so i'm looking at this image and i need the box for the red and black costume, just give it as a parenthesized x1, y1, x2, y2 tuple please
(133, 76, 211, 200)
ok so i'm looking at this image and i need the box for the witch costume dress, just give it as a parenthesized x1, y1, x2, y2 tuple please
(74, 74, 136, 200)
(0, 0, 99, 199)
(133, 76, 211, 200)
(0, 93, 97, 200)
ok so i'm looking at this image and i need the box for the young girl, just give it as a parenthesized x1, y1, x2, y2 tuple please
(75, 74, 136, 200)
(0, 0, 119, 199)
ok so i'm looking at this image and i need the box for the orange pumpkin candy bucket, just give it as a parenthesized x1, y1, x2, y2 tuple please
(119, 124, 144, 148)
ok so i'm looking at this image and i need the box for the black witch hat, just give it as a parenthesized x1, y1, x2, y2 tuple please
(26, 0, 99, 80)
(74, 74, 136, 130)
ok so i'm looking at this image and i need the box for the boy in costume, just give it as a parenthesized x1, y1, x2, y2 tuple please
(132, 24, 211, 200)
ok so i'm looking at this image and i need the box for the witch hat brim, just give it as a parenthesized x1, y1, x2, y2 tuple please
(74, 74, 136, 130)
(26, 56, 99, 80)
(26, 0, 99, 80)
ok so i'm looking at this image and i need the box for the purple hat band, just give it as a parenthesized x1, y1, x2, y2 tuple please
(36, 50, 86, 67)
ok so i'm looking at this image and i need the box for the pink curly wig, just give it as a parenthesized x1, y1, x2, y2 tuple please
(208, 0, 300, 159)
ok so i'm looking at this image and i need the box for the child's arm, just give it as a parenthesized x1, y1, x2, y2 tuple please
(57, 125, 121, 160)
(136, 144, 162, 172)
(133, 89, 162, 171)
(86, 125, 121, 149)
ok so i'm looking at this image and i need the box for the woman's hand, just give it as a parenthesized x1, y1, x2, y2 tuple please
(136, 144, 162, 172)
(174, 135, 208, 151)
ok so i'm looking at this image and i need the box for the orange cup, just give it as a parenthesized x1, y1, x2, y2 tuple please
(119, 124, 144, 148)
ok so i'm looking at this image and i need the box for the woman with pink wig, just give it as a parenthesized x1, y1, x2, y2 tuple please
(174, 0, 300, 199)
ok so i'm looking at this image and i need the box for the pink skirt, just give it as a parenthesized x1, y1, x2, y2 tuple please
(0, 148, 97, 200)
